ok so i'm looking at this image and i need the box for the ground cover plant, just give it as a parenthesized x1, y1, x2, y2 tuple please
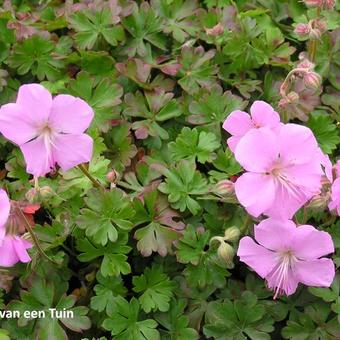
(0, 0, 339, 339)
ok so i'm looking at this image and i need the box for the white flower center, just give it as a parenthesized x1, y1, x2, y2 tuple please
(267, 250, 297, 299)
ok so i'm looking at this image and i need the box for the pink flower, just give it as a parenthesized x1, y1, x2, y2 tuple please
(237, 218, 335, 298)
(329, 178, 340, 215)
(0, 189, 32, 267)
(0, 235, 32, 267)
(234, 124, 323, 219)
(0, 84, 94, 177)
(222, 101, 280, 152)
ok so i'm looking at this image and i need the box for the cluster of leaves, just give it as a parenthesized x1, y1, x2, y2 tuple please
(0, 0, 339, 339)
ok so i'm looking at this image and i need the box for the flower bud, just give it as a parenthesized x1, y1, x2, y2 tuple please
(39, 185, 53, 198)
(205, 23, 224, 36)
(294, 23, 310, 37)
(323, 0, 335, 9)
(307, 193, 329, 210)
(217, 241, 235, 265)
(107, 170, 119, 183)
(224, 226, 240, 242)
(287, 91, 300, 103)
(303, 71, 322, 90)
(313, 19, 327, 32)
(309, 28, 322, 40)
(25, 188, 39, 203)
(215, 180, 234, 196)
(303, 0, 322, 7)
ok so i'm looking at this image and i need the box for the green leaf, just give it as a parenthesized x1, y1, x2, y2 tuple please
(169, 127, 219, 163)
(8, 36, 64, 80)
(155, 299, 198, 340)
(77, 188, 135, 245)
(133, 266, 176, 313)
(77, 233, 132, 277)
(158, 159, 209, 214)
(204, 292, 274, 340)
(69, 9, 125, 49)
(103, 297, 160, 340)
(307, 111, 340, 154)
(175, 225, 210, 265)
(91, 272, 127, 313)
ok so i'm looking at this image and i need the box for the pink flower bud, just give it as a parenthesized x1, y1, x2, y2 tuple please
(303, 0, 335, 9)
(313, 19, 327, 32)
(323, 0, 335, 9)
(215, 180, 234, 196)
(205, 23, 224, 36)
(303, 71, 322, 90)
(294, 23, 310, 37)
(107, 170, 119, 183)
(309, 28, 322, 40)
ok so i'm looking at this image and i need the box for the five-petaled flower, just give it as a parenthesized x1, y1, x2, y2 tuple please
(237, 218, 335, 298)
(233, 124, 323, 219)
(0, 84, 94, 177)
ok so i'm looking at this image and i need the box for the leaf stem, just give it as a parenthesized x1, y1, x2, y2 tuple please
(77, 163, 105, 192)
(17, 207, 58, 265)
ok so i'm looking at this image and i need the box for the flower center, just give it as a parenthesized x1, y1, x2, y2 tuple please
(267, 250, 297, 299)
(39, 124, 53, 138)
(37, 124, 56, 170)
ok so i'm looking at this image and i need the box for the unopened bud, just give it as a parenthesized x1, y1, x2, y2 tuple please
(309, 28, 322, 40)
(205, 23, 224, 36)
(217, 241, 235, 265)
(303, 71, 322, 90)
(107, 170, 119, 183)
(313, 19, 327, 32)
(224, 226, 240, 242)
(25, 188, 39, 203)
(307, 194, 329, 210)
(303, 0, 322, 6)
(39, 185, 53, 198)
(294, 23, 310, 37)
(323, 0, 335, 9)
(287, 91, 300, 103)
(215, 180, 234, 196)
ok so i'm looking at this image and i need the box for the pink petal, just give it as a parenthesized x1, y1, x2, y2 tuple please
(237, 236, 277, 278)
(294, 258, 335, 287)
(226, 136, 241, 153)
(255, 219, 296, 252)
(0, 103, 39, 145)
(264, 181, 308, 219)
(52, 133, 93, 171)
(0, 236, 19, 267)
(291, 225, 334, 260)
(278, 124, 319, 166)
(12, 236, 32, 263)
(222, 110, 252, 136)
(329, 178, 340, 215)
(234, 128, 278, 172)
(49, 94, 94, 134)
(0, 189, 10, 231)
(20, 136, 54, 177)
(280, 162, 323, 195)
(16, 84, 52, 124)
(250, 101, 280, 128)
(235, 172, 276, 217)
